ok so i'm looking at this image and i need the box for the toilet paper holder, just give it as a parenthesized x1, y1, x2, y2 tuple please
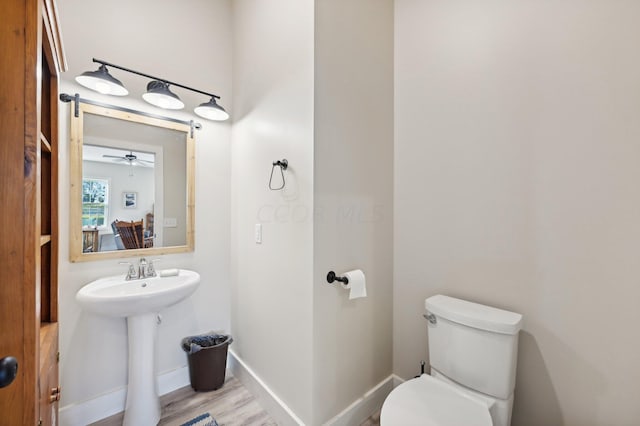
(326, 271, 348, 285)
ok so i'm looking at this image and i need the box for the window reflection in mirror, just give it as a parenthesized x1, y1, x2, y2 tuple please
(70, 103, 195, 262)
(82, 177, 109, 228)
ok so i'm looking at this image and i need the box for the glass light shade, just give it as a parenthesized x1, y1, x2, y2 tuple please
(194, 97, 229, 121)
(75, 65, 128, 96)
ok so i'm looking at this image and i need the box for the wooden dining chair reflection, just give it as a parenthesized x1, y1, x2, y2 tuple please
(113, 219, 144, 249)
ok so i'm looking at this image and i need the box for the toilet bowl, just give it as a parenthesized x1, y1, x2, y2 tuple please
(381, 374, 493, 426)
(380, 295, 523, 426)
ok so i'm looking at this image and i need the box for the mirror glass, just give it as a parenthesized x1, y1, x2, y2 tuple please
(70, 103, 195, 262)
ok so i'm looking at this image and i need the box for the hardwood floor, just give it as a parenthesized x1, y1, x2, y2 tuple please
(91, 373, 381, 426)
(91, 375, 276, 426)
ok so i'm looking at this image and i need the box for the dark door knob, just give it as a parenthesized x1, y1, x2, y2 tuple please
(0, 357, 18, 388)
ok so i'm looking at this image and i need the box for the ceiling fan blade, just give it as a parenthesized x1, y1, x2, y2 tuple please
(101, 152, 152, 165)
(130, 160, 150, 167)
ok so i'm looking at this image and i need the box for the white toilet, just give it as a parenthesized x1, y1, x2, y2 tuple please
(381, 295, 523, 426)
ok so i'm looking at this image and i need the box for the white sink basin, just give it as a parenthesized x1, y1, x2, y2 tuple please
(76, 268, 201, 425)
(76, 269, 200, 317)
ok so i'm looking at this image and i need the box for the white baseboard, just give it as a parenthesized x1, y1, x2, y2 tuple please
(59, 366, 190, 426)
(59, 387, 127, 426)
(323, 375, 395, 426)
(229, 349, 401, 426)
(392, 374, 405, 388)
(228, 349, 305, 426)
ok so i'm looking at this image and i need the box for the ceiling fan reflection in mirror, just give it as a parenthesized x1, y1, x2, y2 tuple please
(102, 150, 154, 177)
(83, 144, 156, 177)
(102, 151, 154, 167)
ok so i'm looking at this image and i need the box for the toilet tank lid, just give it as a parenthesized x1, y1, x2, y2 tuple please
(425, 295, 523, 335)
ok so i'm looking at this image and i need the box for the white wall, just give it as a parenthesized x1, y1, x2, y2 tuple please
(57, 0, 232, 412)
(230, 0, 315, 423)
(312, 0, 394, 424)
(160, 136, 187, 247)
(394, 1, 640, 425)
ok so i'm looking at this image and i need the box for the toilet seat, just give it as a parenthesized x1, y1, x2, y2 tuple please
(380, 374, 493, 426)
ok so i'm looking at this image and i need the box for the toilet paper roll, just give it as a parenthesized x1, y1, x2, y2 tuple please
(340, 269, 367, 300)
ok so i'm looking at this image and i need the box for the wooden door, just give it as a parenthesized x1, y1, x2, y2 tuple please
(0, 0, 33, 423)
(0, 0, 65, 424)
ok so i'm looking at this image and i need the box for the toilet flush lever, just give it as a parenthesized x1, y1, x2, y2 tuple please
(423, 313, 437, 324)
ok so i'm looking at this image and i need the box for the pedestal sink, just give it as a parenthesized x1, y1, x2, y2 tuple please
(76, 269, 200, 426)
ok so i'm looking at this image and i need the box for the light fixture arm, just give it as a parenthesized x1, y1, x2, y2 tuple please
(92, 58, 221, 100)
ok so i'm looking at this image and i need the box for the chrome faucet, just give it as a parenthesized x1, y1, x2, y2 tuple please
(120, 258, 158, 281)
(138, 258, 158, 278)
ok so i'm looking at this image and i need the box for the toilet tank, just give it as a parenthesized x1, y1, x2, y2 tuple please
(425, 295, 523, 400)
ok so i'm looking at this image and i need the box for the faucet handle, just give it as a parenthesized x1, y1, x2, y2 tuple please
(147, 259, 161, 277)
(119, 261, 137, 280)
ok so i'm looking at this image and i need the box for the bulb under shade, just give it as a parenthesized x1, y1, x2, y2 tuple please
(194, 97, 229, 121)
(75, 65, 128, 96)
(142, 81, 184, 110)
(142, 92, 185, 109)
(94, 81, 111, 94)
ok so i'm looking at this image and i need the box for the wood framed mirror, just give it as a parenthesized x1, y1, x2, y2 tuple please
(69, 102, 195, 262)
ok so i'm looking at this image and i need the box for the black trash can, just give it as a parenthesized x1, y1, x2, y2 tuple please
(181, 333, 233, 391)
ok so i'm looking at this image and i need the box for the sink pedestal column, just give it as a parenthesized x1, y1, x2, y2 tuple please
(124, 312, 161, 426)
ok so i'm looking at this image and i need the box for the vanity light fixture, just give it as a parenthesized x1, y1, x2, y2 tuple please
(142, 81, 184, 110)
(75, 64, 128, 96)
(194, 97, 229, 121)
(75, 58, 228, 121)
